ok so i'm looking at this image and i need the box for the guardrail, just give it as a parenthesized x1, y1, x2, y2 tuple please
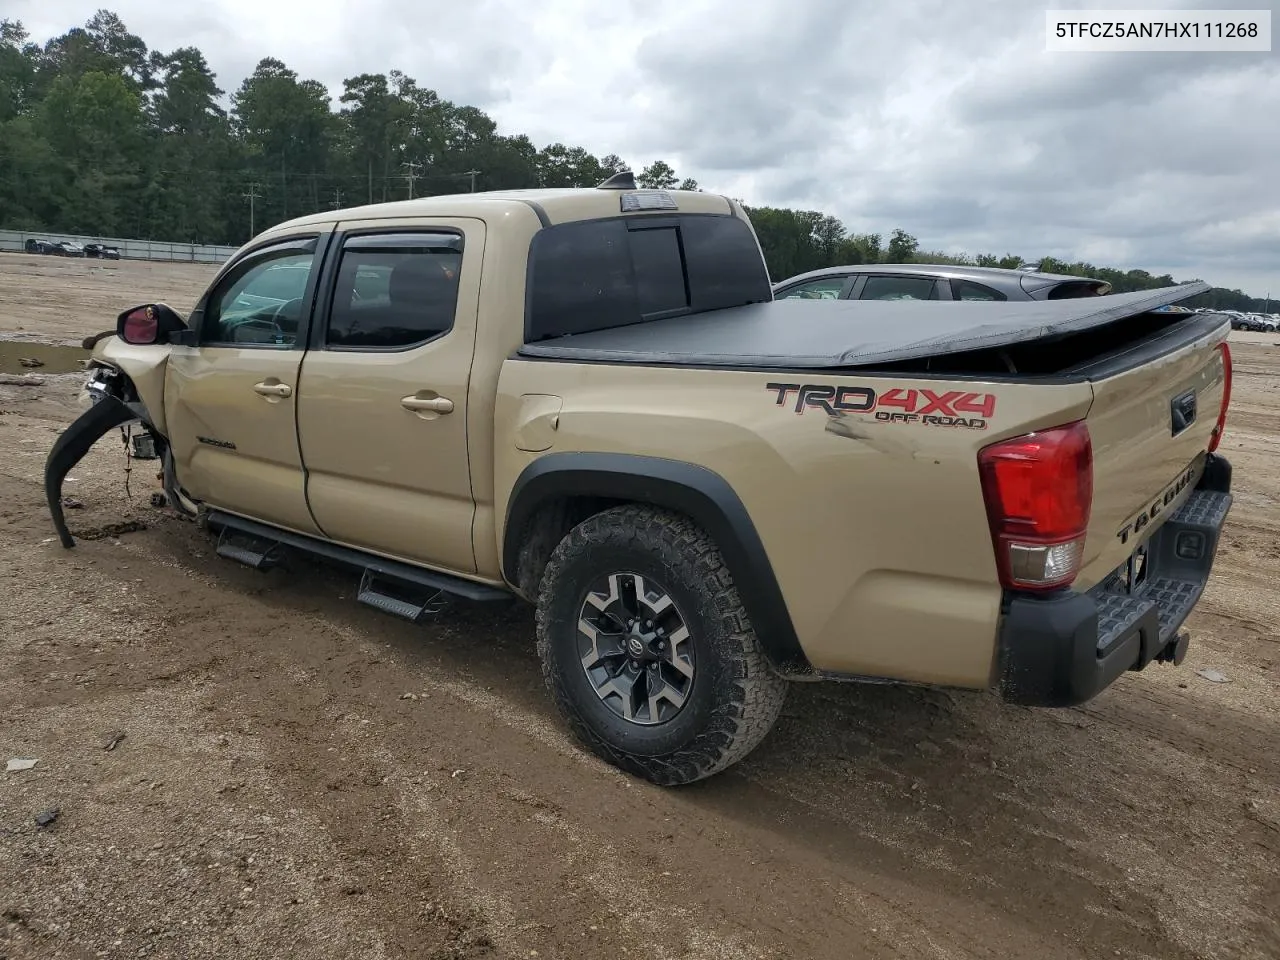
(0, 229, 237, 264)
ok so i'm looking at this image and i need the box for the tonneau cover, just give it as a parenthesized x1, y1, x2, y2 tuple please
(516, 282, 1212, 369)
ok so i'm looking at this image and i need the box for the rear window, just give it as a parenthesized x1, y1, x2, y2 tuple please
(1046, 280, 1108, 300)
(525, 214, 771, 341)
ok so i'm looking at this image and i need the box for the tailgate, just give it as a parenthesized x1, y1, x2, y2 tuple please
(1075, 323, 1230, 588)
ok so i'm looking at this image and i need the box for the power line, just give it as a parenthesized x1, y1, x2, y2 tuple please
(401, 160, 422, 199)
(241, 183, 261, 238)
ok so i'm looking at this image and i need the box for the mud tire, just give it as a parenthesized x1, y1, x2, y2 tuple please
(535, 504, 789, 786)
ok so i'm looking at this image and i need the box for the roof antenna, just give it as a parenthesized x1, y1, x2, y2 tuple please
(597, 170, 637, 190)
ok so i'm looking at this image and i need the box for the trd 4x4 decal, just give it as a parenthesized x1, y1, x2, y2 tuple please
(765, 383, 995, 430)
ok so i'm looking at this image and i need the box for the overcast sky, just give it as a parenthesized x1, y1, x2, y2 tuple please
(10, 0, 1279, 297)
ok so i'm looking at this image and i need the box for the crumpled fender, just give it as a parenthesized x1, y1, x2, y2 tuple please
(44, 394, 140, 548)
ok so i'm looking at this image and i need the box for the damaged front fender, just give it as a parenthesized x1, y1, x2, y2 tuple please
(44, 394, 143, 548)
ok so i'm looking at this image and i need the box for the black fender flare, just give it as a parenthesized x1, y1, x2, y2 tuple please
(44, 394, 141, 548)
(503, 452, 813, 676)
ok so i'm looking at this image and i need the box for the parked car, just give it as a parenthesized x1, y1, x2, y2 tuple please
(84, 243, 121, 260)
(55, 241, 86, 257)
(47, 178, 1233, 787)
(23, 238, 58, 255)
(773, 263, 1113, 302)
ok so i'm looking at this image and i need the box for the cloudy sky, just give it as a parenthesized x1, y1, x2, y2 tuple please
(9, 0, 1279, 297)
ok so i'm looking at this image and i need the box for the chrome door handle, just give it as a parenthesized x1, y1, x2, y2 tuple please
(401, 395, 454, 414)
(253, 381, 292, 398)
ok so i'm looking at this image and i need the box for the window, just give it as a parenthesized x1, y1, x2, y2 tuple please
(859, 275, 940, 301)
(202, 247, 317, 346)
(325, 232, 463, 350)
(952, 279, 1007, 301)
(776, 277, 846, 300)
(629, 227, 688, 316)
(525, 214, 771, 341)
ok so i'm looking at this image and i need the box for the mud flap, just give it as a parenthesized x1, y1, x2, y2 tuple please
(44, 395, 139, 548)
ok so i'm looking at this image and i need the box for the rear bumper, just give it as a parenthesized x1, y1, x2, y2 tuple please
(997, 454, 1232, 707)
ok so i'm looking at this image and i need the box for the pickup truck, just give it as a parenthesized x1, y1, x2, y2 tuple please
(45, 173, 1235, 787)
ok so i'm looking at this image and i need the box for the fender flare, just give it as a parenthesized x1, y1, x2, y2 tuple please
(45, 394, 141, 548)
(503, 452, 813, 676)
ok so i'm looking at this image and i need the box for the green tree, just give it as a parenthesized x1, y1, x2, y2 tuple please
(638, 160, 679, 189)
(886, 228, 919, 263)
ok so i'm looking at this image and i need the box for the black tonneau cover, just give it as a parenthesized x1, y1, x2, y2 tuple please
(516, 282, 1211, 369)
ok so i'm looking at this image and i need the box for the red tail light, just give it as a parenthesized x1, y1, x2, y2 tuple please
(1207, 342, 1232, 453)
(978, 420, 1093, 591)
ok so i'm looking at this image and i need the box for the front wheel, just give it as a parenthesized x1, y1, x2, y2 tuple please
(535, 505, 789, 786)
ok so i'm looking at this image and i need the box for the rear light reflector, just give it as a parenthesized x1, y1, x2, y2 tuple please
(978, 420, 1093, 591)
(1207, 341, 1232, 453)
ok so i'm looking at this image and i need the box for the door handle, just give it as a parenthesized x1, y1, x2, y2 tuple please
(401, 395, 454, 414)
(253, 381, 292, 398)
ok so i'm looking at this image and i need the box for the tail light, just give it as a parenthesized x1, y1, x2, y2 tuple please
(1207, 342, 1232, 453)
(978, 421, 1093, 591)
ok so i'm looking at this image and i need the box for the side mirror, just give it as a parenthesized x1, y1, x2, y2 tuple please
(115, 303, 186, 345)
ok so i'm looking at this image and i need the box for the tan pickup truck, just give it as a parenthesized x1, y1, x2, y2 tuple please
(46, 173, 1235, 786)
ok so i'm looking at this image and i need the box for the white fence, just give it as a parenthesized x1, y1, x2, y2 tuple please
(0, 229, 238, 264)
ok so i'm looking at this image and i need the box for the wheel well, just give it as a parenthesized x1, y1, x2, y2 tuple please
(501, 453, 814, 676)
(510, 494, 626, 599)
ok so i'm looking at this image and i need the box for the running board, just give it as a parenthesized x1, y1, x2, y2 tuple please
(357, 570, 454, 623)
(216, 526, 285, 570)
(204, 511, 513, 607)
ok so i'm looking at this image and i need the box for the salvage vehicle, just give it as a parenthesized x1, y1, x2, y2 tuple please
(46, 174, 1235, 787)
(84, 243, 122, 260)
(773, 263, 1112, 302)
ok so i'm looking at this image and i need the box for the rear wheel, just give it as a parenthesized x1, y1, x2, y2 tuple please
(535, 504, 788, 786)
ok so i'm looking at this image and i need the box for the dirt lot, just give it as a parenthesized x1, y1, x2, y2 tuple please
(1, 252, 1278, 960)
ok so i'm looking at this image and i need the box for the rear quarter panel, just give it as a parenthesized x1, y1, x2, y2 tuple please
(495, 359, 1094, 688)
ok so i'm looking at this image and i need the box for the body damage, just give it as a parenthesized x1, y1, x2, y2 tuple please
(46, 335, 179, 548)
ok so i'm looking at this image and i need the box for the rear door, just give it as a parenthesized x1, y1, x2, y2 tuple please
(164, 232, 330, 535)
(295, 219, 484, 574)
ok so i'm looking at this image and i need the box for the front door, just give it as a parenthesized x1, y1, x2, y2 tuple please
(164, 232, 330, 535)
(295, 219, 483, 574)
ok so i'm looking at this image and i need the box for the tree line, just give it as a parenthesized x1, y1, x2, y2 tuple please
(0, 11, 1269, 313)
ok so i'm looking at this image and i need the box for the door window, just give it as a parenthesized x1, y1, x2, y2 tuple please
(775, 277, 847, 300)
(202, 247, 319, 347)
(325, 232, 464, 350)
(859, 275, 940, 300)
(952, 279, 1007, 301)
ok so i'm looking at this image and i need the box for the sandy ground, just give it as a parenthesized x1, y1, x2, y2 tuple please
(1, 252, 1278, 960)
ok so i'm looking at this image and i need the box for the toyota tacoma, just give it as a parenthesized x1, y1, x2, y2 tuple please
(45, 173, 1235, 786)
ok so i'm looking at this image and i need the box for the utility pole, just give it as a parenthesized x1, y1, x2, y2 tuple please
(241, 183, 262, 239)
(462, 169, 480, 192)
(401, 160, 423, 199)
(330, 188, 345, 210)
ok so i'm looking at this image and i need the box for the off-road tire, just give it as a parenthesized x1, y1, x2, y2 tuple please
(535, 504, 789, 786)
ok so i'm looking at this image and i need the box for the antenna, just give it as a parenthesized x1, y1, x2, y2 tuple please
(401, 160, 423, 199)
(597, 170, 637, 190)
(241, 183, 262, 238)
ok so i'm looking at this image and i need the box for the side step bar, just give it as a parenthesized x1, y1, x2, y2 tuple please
(205, 511, 512, 620)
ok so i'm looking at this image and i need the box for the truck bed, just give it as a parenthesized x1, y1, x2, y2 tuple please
(517, 282, 1212, 372)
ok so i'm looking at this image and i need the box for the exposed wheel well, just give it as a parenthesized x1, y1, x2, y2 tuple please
(510, 494, 626, 600)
